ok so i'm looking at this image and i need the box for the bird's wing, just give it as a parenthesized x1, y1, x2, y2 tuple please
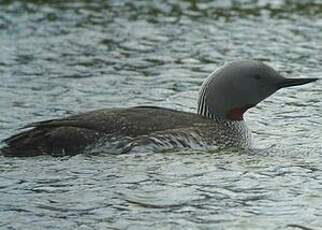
(19, 106, 206, 136)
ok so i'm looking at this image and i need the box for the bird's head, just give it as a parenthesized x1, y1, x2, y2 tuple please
(198, 60, 317, 121)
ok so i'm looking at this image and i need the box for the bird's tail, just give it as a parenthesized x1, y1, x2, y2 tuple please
(1, 128, 48, 157)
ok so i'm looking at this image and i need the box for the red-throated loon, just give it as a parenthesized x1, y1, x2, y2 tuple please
(0, 60, 317, 156)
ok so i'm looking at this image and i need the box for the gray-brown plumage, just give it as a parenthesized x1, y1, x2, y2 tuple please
(2, 107, 247, 156)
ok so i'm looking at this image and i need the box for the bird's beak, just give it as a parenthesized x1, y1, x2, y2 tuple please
(276, 77, 318, 89)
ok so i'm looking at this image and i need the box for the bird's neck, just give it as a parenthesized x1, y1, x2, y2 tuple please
(197, 87, 224, 122)
(197, 102, 221, 121)
(197, 74, 247, 122)
(197, 71, 227, 121)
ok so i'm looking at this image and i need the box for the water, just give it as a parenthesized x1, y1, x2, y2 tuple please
(1, 0, 322, 229)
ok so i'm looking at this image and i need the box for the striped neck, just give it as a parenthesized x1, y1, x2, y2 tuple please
(197, 72, 222, 121)
(197, 98, 222, 121)
(197, 67, 250, 123)
(197, 92, 248, 123)
(197, 68, 244, 123)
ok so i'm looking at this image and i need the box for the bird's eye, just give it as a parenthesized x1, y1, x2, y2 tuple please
(253, 74, 262, 80)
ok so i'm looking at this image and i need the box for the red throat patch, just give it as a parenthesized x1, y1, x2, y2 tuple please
(226, 105, 254, 121)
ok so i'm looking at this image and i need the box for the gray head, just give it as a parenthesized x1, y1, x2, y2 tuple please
(197, 60, 317, 121)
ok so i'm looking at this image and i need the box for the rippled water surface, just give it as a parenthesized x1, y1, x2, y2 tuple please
(1, 0, 322, 229)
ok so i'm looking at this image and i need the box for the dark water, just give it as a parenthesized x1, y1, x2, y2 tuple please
(1, 0, 322, 229)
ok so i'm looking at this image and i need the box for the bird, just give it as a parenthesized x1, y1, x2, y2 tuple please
(0, 60, 317, 157)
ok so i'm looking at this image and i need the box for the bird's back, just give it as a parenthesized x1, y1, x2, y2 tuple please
(1, 106, 222, 156)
